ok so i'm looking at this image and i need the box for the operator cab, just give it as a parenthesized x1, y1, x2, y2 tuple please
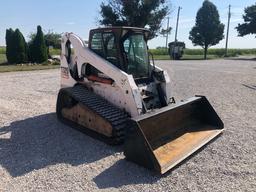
(88, 27, 152, 84)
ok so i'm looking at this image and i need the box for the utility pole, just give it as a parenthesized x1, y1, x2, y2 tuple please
(225, 5, 231, 57)
(174, 6, 181, 42)
(165, 17, 170, 50)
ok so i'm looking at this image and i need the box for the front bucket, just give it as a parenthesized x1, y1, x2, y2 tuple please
(124, 96, 224, 174)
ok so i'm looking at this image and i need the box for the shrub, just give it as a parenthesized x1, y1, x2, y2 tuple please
(12, 29, 28, 63)
(5, 28, 28, 64)
(29, 26, 48, 63)
(5, 28, 15, 64)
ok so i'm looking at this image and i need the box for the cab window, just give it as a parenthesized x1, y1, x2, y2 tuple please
(91, 32, 119, 68)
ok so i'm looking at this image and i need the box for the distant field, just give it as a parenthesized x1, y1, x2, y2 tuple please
(0, 46, 60, 72)
(0, 47, 60, 65)
(153, 54, 218, 60)
(0, 47, 60, 72)
(0, 54, 7, 64)
(0, 53, 59, 73)
(149, 48, 256, 58)
(49, 48, 61, 55)
(0, 46, 5, 54)
(1, 46, 256, 65)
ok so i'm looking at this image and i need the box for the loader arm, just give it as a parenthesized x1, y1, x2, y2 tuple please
(61, 33, 143, 117)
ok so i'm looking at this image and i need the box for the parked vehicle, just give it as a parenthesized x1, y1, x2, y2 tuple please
(168, 41, 185, 60)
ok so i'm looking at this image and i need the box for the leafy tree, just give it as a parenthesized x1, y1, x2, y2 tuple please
(44, 31, 62, 58)
(159, 27, 172, 37)
(5, 28, 15, 64)
(189, 0, 224, 59)
(29, 30, 61, 58)
(29, 25, 48, 63)
(99, 0, 170, 39)
(236, 3, 256, 37)
(29, 30, 62, 49)
(44, 31, 62, 49)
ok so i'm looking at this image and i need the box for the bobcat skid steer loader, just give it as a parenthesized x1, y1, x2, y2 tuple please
(56, 27, 224, 174)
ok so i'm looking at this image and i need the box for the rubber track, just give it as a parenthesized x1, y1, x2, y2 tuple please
(61, 84, 130, 145)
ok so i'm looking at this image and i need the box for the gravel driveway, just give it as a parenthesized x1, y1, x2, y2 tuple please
(0, 59, 255, 192)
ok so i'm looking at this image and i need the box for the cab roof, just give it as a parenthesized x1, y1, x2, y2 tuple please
(91, 26, 149, 32)
(90, 26, 150, 39)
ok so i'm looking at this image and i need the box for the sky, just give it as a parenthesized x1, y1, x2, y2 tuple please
(0, 0, 255, 49)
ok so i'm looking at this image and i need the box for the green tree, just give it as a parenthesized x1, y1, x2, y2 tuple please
(44, 31, 62, 49)
(99, 0, 170, 39)
(30, 26, 48, 63)
(29, 30, 61, 58)
(29, 30, 61, 49)
(5, 28, 15, 64)
(159, 27, 172, 37)
(236, 3, 256, 37)
(13, 29, 28, 63)
(189, 0, 224, 59)
(5, 28, 28, 64)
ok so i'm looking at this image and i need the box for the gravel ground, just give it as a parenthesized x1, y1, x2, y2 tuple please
(0, 59, 255, 192)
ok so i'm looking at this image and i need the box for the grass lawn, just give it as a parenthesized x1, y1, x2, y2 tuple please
(0, 64, 59, 73)
(0, 53, 60, 73)
(49, 48, 61, 55)
(182, 54, 218, 60)
(0, 54, 7, 64)
(153, 54, 219, 60)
